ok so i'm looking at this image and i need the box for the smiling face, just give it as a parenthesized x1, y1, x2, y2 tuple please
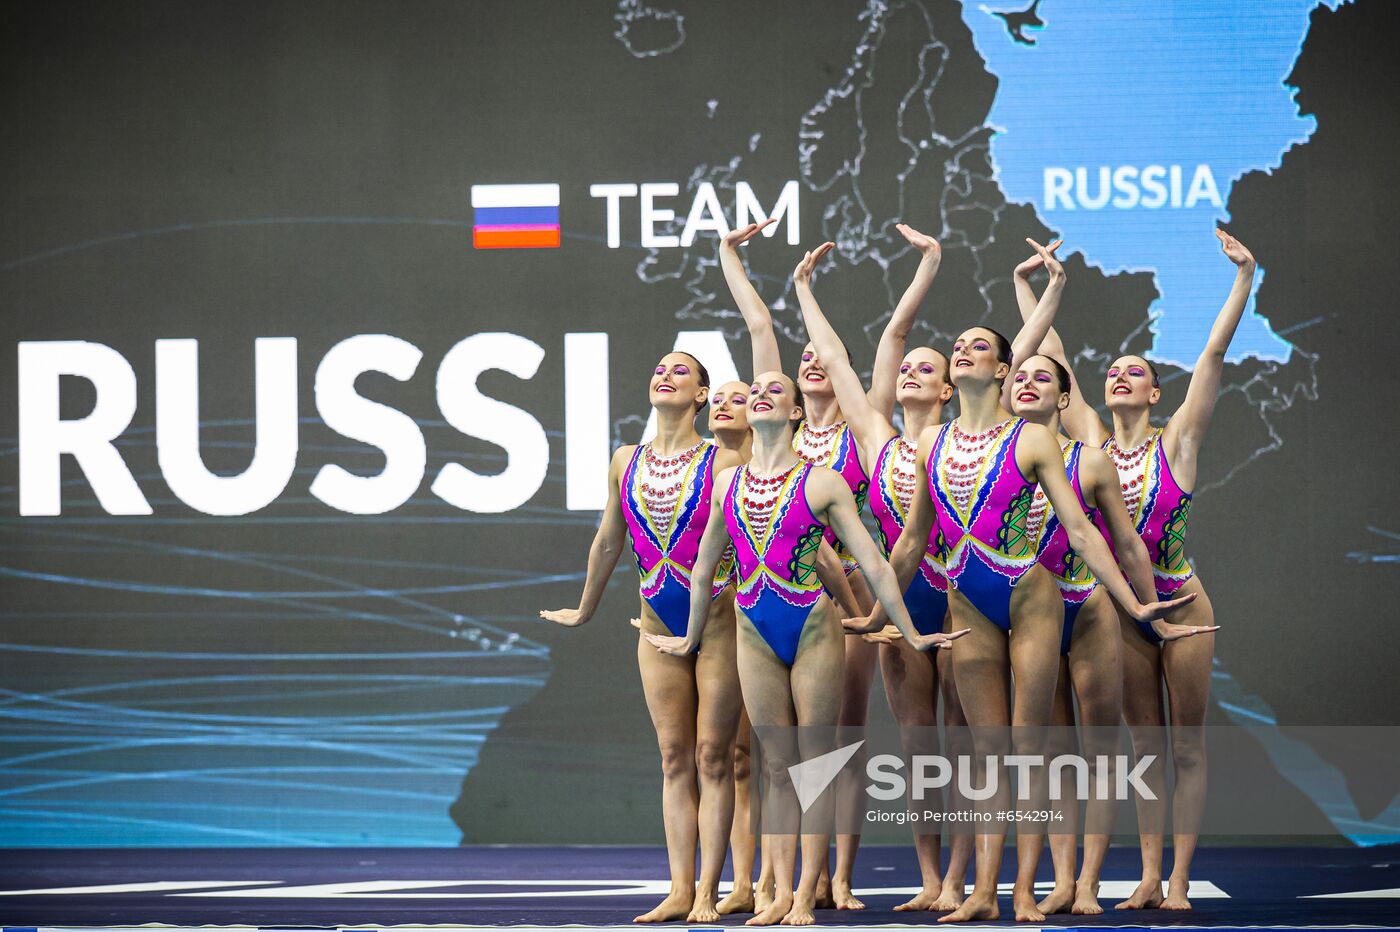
(707, 380, 750, 434)
(949, 327, 1010, 387)
(896, 346, 953, 407)
(1010, 354, 1070, 422)
(797, 342, 834, 398)
(748, 371, 804, 428)
(1104, 354, 1161, 411)
(649, 352, 708, 413)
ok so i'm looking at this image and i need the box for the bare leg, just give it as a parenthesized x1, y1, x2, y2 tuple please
(720, 708, 757, 915)
(735, 610, 800, 927)
(1115, 610, 1166, 911)
(756, 839, 775, 914)
(786, 602, 846, 926)
(1065, 591, 1123, 916)
(938, 592, 1010, 924)
(1037, 655, 1077, 916)
(829, 570, 876, 910)
(634, 610, 700, 923)
(1160, 577, 1215, 911)
(931, 631, 972, 912)
(690, 594, 745, 922)
(880, 629, 943, 911)
(1007, 568, 1063, 923)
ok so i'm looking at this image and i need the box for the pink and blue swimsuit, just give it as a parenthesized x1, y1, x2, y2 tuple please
(1029, 440, 1099, 654)
(869, 435, 950, 637)
(620, 442, 727, 638)
(724, 462, 829, 666)
(793, 421, 869, 574)
(1102, 427, 1194, 643)
(927, 418, 1040, 631)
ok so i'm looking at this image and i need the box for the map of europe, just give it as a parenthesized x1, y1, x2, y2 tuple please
(963, 0, 1347, 366)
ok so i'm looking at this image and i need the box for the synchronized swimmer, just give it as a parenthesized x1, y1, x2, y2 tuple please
(544, 222, 1250, 926)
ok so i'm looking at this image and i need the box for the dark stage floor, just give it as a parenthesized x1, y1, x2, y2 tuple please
(1, 845, 1398, 928)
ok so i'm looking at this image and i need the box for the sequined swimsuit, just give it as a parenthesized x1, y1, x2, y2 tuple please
(1102, 426, 1193, 643)
(620, 442, 726, 637)
(870, 435, 949, 637)
(724, 462, 829, 666)
(793, 421, 869, 574)
(927, 418, 1039, 631)
(1027, 440, 1098, 654)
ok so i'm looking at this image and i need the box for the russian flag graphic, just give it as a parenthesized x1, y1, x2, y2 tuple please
(471, 183, 560, 249)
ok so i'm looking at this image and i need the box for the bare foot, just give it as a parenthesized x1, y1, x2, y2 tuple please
(754, 882, 775, 916)
(1162, 876, 1192, 910)
(688, 887, 721, 923)
(634, 890, 694, 923)
(718, 884, 756, 915)
(1013, 887, 1045, 922)
(813, 874, 835, 910)
(938, 891, 999, 923)
(831, 876, 864, 910)
(1036, 882, 1074, 915)
(747, 891, 793, 926)
(780, 891, 817, 926)
(1114, 878, 1164, 910)
(894, 884, 944, 911)
(1071, 879, 1102, 915)
(930, 880, 965, 912)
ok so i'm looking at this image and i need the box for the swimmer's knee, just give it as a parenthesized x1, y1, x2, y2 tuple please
(657, 742, 695, 780)
(696, 739, 732, 783)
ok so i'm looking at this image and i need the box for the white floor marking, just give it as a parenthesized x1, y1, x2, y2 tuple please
(153, 877, 1229, 900)
(1302, 885, 1400, 898)
(0, 880, 278, 896)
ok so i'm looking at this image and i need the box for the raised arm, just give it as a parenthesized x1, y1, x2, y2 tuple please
(815, 469, 967, 652)
(540, 447, 631, 626)
(719, 219, 782, 377)
(868, 224, 943, 418)
(1166, 230, 1257, 471)
(1023, 425, 1194, 624)
(1084, 450, 1216, 641)
(1014, 240, 1108, 445)
(1000, 238, 1068, 409)
(792, 243, 896, 463)
(642, 468, 737, 655)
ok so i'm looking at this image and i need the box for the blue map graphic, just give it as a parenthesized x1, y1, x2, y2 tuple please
(961, 0, 1347, 367)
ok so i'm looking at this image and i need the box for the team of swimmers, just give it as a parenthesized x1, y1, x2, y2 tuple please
(542, 221, 1252, 924)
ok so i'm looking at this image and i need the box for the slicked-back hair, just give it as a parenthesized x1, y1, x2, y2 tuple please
(671, 351, 711, 412)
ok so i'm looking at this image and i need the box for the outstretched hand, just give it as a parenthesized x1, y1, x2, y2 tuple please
(1132, 590, 1199, 624)
(910, 627, 972, 652)
(862, 624, 904, 645)
(722, 218, 777, 249)
(642, 631, 698, 656)
(1152, 619, 1221, 642)
(896, 223, 941, 264)
(792, 241, 836, 286)
(841, 610, 885, 635)
(1014, 238, 1063, 279)
(1215, 228, 1256, 269)
(540, 608, 587, 627)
